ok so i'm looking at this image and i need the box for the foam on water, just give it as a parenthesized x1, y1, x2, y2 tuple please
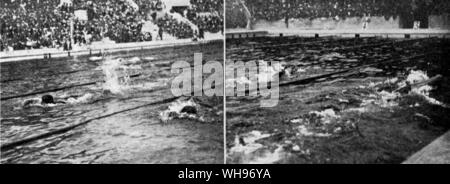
(247, 145, 284, 164)
(229, 131, 285, 164)
(319, 52, 345, 62)
(406, 70, 429, 84)
(297, 68, 306, 73)
(411, 85, 444, 106)
(256, 60, 284, 83)
(296, 125, 332, 137)
(143, 56, 156, 61)
(405, 70, 445, 106)
(309, 109, 340, 124)
(229, 131, 271, 154)
(89, 56, 103, 61)
(66, 93, 95, 104)
(230, 136, 261, 155)
(128, 57, 141, 63)
(378, 90, 401, 107)
(349, 70, 446, 112)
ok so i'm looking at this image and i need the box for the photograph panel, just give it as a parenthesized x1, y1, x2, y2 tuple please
(225, 0, 450, 164)
(0, 0, 224, 164)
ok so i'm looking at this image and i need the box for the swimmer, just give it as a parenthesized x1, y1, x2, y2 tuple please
(22, 94, 66, 108)
(41, 94, 60, 104)
(23, 93, 95, 108)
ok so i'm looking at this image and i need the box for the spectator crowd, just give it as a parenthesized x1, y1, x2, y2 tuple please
(187, 0, 223, 33)
(1, 0, 224, 51)
(226, 0, 450, 28)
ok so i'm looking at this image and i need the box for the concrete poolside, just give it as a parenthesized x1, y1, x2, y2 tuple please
(1, 32, 224, 63)
(226, 28, 450, 38)
(404, 131, 450, 164)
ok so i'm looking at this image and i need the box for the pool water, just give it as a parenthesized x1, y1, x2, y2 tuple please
(1, 41, 224, 164)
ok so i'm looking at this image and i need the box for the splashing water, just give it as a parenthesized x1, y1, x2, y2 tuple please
(411, 85, 444, 106)
(89, 56, 103, 61)
(405, 70, 445, 106)
(247, 145, 284, 164)
(228, 130, 286, 164)
(229, 131, 271, 154)
(101, 58, 123, 94)
(406, 70, 429, 84)
(100, 58, 136, 94)
(100, 55, 163, 94)
(309, 109, 340, 124)
(349, 70, 446, 113)
(296, 125, 332, 137)
(229, 131, 285, 164)
(66, 93, 95, 104)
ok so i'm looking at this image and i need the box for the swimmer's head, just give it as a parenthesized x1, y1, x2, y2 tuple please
(180, 106, 197, 115)
(103, 89, 113, 95)
(41, 95, 55, 104)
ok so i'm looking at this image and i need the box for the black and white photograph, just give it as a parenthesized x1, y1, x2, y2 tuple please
(225, 0, 450, 164)
(0, 0, 224, 164)
(2, 0, 450, 166)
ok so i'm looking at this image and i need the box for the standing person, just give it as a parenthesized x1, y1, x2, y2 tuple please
(284, 14, 289, 29)
(192, 30, 198, 42)
(158, 27, 163, 41)
(63, 39, 68, 51)
(284, 0, 291, 28)
(362, 13, 371, 30)
(199, 27, 204, 40)
(413, 20, 421, 29)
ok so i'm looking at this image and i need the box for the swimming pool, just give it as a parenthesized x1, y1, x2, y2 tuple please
(1, 41, 224, 164)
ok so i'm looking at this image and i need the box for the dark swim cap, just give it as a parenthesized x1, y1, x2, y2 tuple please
(181, 106, 197, 115)
(41, 95, 55, 104)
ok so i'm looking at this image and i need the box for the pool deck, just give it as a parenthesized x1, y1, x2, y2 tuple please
(226, 28, 450, 38)
(403, 130, 450, 164)
(0, 37, 223, 63)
